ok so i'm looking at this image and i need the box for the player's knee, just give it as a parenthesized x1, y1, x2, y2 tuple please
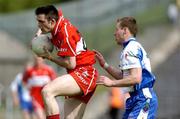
(41, 85, 53, 99)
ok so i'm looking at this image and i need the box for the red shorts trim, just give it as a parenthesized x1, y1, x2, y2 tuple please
(68, 66, 98, 103)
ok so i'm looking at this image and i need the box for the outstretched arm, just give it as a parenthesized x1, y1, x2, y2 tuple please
(10, 81, 19, 106)
(94, 50, 123, 79)
(97, 68, 142, 87)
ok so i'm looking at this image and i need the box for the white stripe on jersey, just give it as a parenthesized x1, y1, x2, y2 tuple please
(54, 16, 63, 36)
(137, 98, 150, 119)
(76, 37, 86, 55)
(142, 88, 152, 98)
(28, 75, 51, 87)
(64, 23, 76, 56)
(85, 67, 96, 95)
(137, 109, 149, 119)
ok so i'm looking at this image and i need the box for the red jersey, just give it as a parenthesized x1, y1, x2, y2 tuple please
(51, 16, 96, 72)
(50, 11, 98, 103)
(23, 64, 56, 108)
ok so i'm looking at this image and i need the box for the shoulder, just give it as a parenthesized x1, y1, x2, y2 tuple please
(24, 66, 34, 76)
(128, 40, 141, 47)
(57, 22, 75, 37)
(16, 73, 23, 79)
(26, 66, 33, 72)
(126, 40, 143, 52)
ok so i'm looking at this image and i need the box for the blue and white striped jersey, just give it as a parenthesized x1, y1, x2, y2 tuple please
(119, 37, 155, 93)
(10, 73, 32, 102)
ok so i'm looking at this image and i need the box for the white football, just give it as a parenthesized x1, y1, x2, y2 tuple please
(31, 34, 54, 55)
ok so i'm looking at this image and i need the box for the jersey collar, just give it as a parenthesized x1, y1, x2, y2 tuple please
(122, 37, 136, 48)
(52, 16, 64, 36)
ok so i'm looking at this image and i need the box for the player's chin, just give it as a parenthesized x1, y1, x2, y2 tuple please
(41, 30, 50, 34)
(42, 31, 49, 34)
(38, 54, 46, 59)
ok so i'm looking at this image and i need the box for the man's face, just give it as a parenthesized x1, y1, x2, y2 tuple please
(114, 22, 125, 45)
(36, 14, 51, 33)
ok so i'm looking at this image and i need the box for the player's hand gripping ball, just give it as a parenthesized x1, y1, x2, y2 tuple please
(31, 34, 54, 56)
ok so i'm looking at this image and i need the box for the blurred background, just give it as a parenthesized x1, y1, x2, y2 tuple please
(0, 0, 180, 119)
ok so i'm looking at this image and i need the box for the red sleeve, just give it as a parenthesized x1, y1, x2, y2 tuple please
(22, 68, 31, 84)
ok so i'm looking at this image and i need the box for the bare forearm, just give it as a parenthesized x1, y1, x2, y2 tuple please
(111, 76, 140, 87)
(48, 56, 76, 69)
(104, 64, 123, 79)
(12, 92, 19, 106)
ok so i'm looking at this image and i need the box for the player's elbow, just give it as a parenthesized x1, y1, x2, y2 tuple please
(68, 64, 76, 69)
(67, 61, 76, 69)
(66, 56, 76, 69)
(134, 76, 141, 84)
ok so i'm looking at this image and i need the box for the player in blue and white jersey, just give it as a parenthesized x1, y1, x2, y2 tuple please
(10, 72, 34, 119)
(95, 17, 158, 119)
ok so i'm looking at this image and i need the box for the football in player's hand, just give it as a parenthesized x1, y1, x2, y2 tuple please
(31, 34, 54, 55)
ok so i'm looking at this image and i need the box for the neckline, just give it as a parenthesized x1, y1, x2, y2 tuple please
(122, 37, 136, 48)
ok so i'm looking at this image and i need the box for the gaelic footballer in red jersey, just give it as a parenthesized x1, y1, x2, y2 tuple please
(34, 5, 98, 119)
(23, 56, 56, 119)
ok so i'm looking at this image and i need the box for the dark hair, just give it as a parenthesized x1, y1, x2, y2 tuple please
(117, 17, 138, 37)
(35, 5, 59, 21)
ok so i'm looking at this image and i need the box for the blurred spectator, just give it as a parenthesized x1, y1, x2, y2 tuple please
(108, 87, 126, 119)
(10, 64, 35, 119)
(23, 56, 57, 119)
(167, 2, 179, 25)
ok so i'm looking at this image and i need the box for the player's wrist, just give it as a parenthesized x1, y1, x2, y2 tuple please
(47, 55, 53, 61)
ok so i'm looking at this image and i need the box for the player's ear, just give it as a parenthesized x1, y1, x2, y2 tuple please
(123, 27, 128, 34)
(51, 19, 56, 25)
